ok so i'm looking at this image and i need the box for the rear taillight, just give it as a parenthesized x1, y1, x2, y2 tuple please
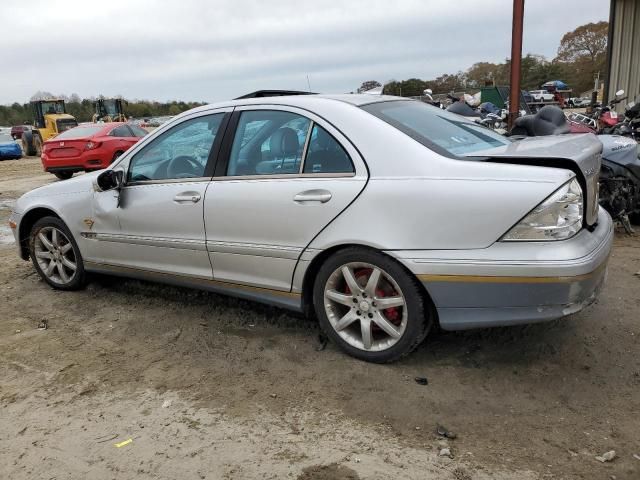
(85, 141, 101, 150)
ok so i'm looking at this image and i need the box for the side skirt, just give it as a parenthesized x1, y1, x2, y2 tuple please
(84, 261, 304, 312)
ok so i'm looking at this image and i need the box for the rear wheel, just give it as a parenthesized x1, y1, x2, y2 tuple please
(313, 248, 433, 363)
(29, 216, 86, 290)
(54, 172, 73, 180)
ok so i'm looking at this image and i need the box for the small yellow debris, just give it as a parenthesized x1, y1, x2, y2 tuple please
(114, 438, 132, 448)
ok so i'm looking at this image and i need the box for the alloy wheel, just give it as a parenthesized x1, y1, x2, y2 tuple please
(323, 262, 408, 352)
(33, 226, 77, 285)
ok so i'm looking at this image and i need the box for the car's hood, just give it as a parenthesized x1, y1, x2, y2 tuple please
(21, 171, 101, 199)
(467, 133, 602, 226)
(0, 141, 19, 148)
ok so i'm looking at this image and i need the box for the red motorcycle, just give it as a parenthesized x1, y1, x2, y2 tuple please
(566, 89, 627, 134)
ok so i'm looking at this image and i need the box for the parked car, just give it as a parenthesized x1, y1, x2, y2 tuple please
(41, 122, 147, 180)
(9, 94, 612, 363)
(568, 97, 591, 108)
(0, 132, 22, 160)
(11, 125, 30, 140)
(529, 90, 555, 102)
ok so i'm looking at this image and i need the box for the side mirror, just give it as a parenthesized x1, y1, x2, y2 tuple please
(424, 88, 433, 95)
(96, 170, 123, 192)
(616, 89, 625, 97)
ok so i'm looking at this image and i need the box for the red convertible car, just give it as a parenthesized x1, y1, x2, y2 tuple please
(41, 122, 147, 179)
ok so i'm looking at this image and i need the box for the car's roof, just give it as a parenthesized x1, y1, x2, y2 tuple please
(189, 93, 408, 115)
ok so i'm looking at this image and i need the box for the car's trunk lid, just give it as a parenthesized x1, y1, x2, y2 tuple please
(44, 138, 88, 159)
(466, 133, 602, 226)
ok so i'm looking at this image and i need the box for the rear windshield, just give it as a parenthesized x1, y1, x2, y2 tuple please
(361, 100, 510, 157)
(55, 126, 104, 139)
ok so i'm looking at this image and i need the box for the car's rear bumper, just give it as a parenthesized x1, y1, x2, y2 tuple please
(388, 207, 614, 330)
(42, 152, 107, 172)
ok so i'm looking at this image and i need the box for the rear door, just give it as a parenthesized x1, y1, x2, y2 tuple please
(203, 106, 367, 291)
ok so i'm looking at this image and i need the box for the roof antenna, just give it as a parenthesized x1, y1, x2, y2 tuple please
(306, 75, 312, 93)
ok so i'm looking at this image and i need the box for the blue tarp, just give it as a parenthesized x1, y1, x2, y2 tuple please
(542, 80, 569, 90)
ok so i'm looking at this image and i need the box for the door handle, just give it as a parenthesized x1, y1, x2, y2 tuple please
(173, 192, 201, 203)
(293, 189, 332, 204)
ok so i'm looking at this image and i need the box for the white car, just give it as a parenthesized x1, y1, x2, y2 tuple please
(530, 90, 555, 102)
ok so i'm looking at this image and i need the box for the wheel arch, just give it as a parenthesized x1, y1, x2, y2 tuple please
(17, 207, 61, 260)
(299, 243, 439, 326)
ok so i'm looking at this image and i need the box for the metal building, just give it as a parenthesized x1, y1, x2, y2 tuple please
(606, 0, 640, 107)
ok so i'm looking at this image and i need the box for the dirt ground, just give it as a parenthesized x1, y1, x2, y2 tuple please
(1, 157, 639, 480)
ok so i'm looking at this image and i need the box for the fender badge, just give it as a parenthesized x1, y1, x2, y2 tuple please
(59, 141, 64, 146)
(83, 218, 95, 229)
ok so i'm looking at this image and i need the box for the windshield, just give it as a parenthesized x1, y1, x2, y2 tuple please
(41, 101, 65, 114)
(0, 133, 14, 142)
(55, 125, 103, 139)
(362, 100, 510, 157)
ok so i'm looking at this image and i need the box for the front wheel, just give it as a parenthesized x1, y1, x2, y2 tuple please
(313, 248, 433, 363)
(54, 171, 73, 180)
(29, 216, 86, 290)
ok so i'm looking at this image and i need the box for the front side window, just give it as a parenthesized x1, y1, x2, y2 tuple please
(227, 111, 311, 176)
(362, 100, 510, 157)
(128, 114, 224, 182)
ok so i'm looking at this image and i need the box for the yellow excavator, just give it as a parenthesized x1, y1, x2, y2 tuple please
(92, 98, 127, 123)
(22, 100, 78, 156)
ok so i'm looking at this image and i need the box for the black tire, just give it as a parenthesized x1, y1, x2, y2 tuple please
(22, 130, 36, 156)
(54, 172, 73, 180)
(33, 134, 43, 157)
(29, 216, 87, 291)
(313, 247, 433, 363)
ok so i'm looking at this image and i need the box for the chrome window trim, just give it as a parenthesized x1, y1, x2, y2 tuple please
(124, 177, 211, 187)
(211, 172, 356, 181)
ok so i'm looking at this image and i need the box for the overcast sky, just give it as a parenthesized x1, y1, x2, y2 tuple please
(1, 0, 609, 104)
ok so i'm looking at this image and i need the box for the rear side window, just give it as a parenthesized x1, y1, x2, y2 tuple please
(129, 125, 148, 137)
(303, 125, 353, 174)
(226, 110, 354, 176)
(110, 125, 132, 137)
(227, 110, 311, 176)
(362, 100, 510, 157)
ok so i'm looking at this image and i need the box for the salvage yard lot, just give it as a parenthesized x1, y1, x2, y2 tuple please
(1, 157, 639, 479)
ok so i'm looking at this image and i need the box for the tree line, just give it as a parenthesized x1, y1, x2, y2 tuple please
(0, 93, 206, 127)
(358, 21, 608, 97)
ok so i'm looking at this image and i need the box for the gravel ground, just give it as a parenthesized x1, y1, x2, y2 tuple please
(1, 157, 639, 479)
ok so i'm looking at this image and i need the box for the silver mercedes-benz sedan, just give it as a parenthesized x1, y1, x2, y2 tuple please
(9, 93, 613, 362)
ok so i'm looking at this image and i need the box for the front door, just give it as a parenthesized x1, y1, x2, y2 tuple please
(91, 110, 229, 278)
(204, 106, 367, 291)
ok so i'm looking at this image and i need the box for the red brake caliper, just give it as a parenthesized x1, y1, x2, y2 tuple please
(344, 268, 401, 326)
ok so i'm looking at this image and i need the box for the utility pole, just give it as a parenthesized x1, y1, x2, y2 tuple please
(508, 0, 525, 130)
